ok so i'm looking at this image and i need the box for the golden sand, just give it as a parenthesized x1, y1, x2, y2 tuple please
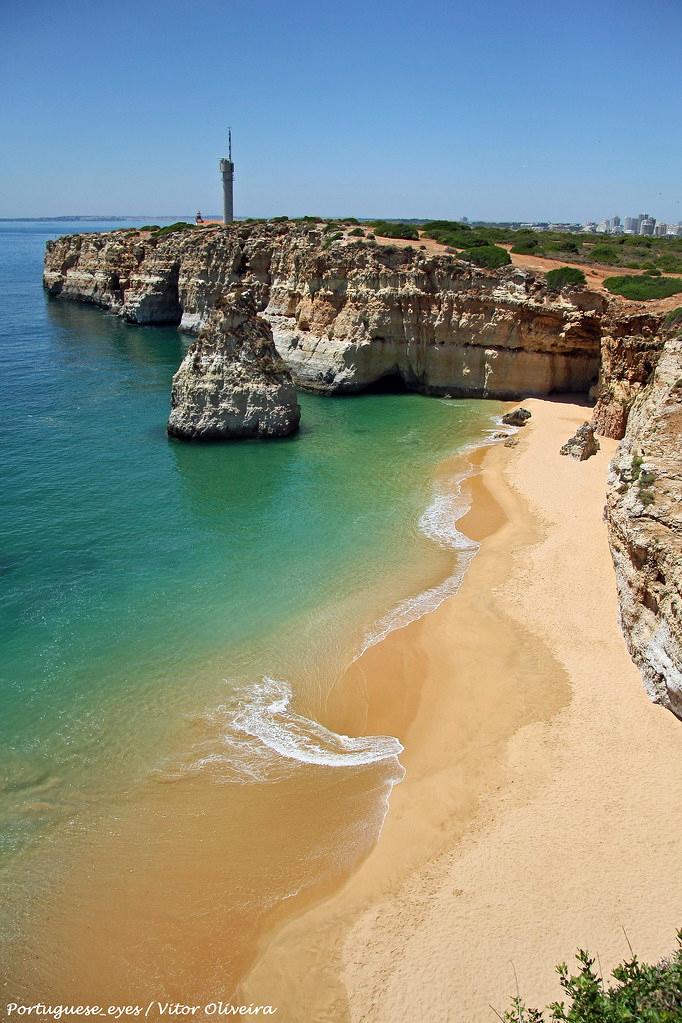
(240, 398, 682, 1021)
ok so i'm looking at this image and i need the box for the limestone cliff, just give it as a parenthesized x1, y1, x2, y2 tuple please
(167, 289, 300, 441)
(605, 325, 682, 718)
(45, 223, 605, 402)
(592, 312, 663, 439)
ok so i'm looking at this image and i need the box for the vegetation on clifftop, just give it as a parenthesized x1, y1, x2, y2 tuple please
(501, 931, 682, 1023)
(603, 274, 682, 301)
(458, 244, 511, 270)
(546, 266, 587, 289)
(371, 221, 419, 240)
(419, 219, 682, 274)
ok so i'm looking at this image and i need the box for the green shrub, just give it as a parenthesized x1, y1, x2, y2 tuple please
(155, 221, 196, 237)
(371, 221, 419, 240)
(422, 219, 470, 234)
(604, 275, 682, 301)
(631, 452, 643, 481)
(589, 245, 620, 265)
(348, 227, 364, 236)
(546, 266, 587, 289)
(459, 244, 511, 270)
(511, 238, 540, 255)
(139, 225, 160, 232)
(501, 930, 682, 1023)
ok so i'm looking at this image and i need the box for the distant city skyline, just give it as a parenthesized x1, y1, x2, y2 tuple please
(1, 0, 681, 221)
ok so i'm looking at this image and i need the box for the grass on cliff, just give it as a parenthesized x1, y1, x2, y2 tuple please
(603, 274, 682, 301)
(664, 307, 682, 328)
(499, 930, 682, 1023)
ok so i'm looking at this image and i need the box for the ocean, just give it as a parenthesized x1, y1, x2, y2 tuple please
(0, 220, 502, 1001)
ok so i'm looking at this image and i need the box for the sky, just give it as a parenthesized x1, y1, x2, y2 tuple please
(1, 0, 680, 223)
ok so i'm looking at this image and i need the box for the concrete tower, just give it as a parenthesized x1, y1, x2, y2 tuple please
(219, 129, 234, 224)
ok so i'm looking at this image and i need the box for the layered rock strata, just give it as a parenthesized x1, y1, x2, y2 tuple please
(592, 312, 664, 439)
(45, 223, 606, 402)
(167, 290, 300, 441)
(606, 328, 682, 718)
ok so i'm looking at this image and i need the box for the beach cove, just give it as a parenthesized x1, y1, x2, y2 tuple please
(241, 398, 682, 1021)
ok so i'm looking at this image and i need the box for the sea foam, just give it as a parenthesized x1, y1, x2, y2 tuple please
(164, 676, 404, 785)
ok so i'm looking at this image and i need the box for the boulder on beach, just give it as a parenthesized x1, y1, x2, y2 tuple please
(560, 422, 600, 461)
(501, 407, 532, 427)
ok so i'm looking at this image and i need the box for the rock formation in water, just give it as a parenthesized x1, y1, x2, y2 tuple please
(167, 289, 300, 441)
(560, 422, 600, 460)
(605, 324, 682, 718)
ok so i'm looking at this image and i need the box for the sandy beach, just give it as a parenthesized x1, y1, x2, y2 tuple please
(240, 397, 682, 1021)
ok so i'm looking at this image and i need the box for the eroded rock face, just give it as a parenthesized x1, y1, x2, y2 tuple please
(167, 290, 300, 441)
(560, 422, 600, 460)
(605, 329, 682, 717)
(44, 223, 606, 401)
(592, 313, 664, 439)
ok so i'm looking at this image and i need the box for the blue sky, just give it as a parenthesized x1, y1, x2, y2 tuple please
(1, 0, 680, 222)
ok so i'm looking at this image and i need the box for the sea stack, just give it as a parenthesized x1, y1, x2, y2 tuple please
(167, 288, 300, 441)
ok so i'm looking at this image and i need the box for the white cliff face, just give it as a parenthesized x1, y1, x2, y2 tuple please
(167, 290, 300, 441)
(605, 331, 682, 718)
(44, 223, 606, 401)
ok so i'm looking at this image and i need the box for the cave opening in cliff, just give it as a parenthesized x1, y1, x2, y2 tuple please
(362, 371, 409, 394)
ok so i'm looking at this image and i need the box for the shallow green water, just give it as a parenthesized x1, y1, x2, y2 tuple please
(0, 221, 500, 938)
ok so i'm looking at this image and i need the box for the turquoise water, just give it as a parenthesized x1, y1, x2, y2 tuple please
(0, 220, 501, 997)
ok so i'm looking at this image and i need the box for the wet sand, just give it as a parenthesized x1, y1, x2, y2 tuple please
(240, 397, 682, 1021)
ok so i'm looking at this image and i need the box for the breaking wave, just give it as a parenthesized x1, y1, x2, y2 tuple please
(160, 677, 404, 785)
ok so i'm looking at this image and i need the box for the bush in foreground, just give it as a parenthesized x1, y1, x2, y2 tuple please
(501, 931, 682, 1023)
(458, 244, 511, 270)
(371, 221, 419, 240)
(546, 266, 586, 290)
(603, 275, 682, 301)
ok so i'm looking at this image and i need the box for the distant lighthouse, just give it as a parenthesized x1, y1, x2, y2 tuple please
(220, 129, 234, 224)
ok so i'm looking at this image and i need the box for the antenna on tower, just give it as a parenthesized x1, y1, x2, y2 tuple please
(228, 127, 232, 162)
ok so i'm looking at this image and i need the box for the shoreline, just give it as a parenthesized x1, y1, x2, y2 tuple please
(239, 397, 682, 1021)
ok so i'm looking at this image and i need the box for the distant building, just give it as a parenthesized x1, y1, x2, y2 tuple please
(640, 216, 656, 236)
(655, 223, 668, 237)
(624, 216, 639, 233)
